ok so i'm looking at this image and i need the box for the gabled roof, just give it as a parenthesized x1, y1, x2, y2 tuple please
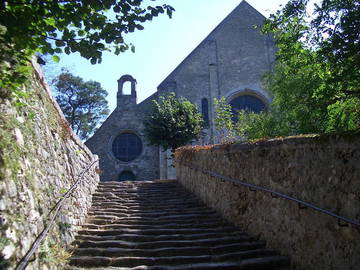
(157, 0, 266, 90)
(137, 91, 158, 110)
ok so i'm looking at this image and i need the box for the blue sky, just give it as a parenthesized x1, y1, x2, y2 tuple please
(50, 0, 292, 111)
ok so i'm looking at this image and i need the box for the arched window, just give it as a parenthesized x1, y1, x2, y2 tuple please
(229, 95, 266, 121)
(119, 170, 136, 181)
(201, 98, 209, 126)
(112, 133, 142, 162)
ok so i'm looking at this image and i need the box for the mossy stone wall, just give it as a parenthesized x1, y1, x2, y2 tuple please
(0, 59, 99, 269)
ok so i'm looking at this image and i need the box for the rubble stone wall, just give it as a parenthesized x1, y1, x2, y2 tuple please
(175, 133, 360, 270)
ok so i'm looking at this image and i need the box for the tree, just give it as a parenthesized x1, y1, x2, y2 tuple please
(211, 0, 359, 142)
(54, 71, 109, 140)
(143, 93, 204, 152)
(213, 97, 290, 142)
(0, 0, 174, 91)
(258, 0, 359, 136)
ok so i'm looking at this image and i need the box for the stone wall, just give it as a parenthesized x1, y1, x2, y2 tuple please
(0, 59, 100, 269)
(175, 133, 360, 270)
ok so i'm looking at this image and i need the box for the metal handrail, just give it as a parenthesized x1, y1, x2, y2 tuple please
(16, 159, 99, 270)
(176, 160, 360, 227)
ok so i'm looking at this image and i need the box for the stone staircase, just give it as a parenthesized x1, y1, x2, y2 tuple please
(67, 180, 290, 270)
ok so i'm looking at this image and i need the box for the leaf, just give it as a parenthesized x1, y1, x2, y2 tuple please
(52, 55, 60, 62)
(113, 5, 121, 13)
(78, 30, 86, 37)
(90, 57, 97, 64)
(55, 40, 65, 47)
(59, 188, 68, 194)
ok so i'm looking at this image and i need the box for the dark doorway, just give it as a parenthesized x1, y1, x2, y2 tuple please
(119, 170, 136, 181)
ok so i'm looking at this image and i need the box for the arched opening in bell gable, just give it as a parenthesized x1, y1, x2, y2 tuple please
(122, 81, 132, 95)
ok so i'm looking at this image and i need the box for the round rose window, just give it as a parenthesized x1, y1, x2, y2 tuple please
(112, 133, 142, 162)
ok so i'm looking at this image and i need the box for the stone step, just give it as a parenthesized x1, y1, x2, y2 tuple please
(91, 191, 186, 197)
(95, 188, 189, 195)
(76, 230, 248, 242)
(97, 180, 177, 186)
(77, 226, 241, 236)
(95, 184, 181, 189)
(97, 180, 177, 185)
(74, 236, 261, 249)
(86, 213, 222, 223)
(96, 183, 179, 191)
(89, 205, 210, 213)
(90, 201, 203, 209)
(72, 244, 271, 258)
(68, 255, 288, 269)
(87, 212, 219, 219)
(91, 193, 197, 200)
(87, 208, 216, 217)
(91, 197, 200, 203)
(68, 180, 290, 269)
(80, 220, 230, 230)
(86, 217, 223, 226)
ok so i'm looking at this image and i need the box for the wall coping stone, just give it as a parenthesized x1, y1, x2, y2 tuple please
(177, 131, 360, 156)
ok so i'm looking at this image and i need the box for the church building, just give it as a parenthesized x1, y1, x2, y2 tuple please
(85, 1, 276, 181)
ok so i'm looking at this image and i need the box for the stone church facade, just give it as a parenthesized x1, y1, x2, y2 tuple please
(85, 1, 276, 181)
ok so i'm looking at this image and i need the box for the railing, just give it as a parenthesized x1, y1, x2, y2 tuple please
(177, 160, 360, 228)
(16, 159, 99, 270)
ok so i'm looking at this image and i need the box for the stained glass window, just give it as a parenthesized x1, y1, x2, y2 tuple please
(229, 95, 266, 121)
(201, 98, 209, 126)
(112, 133, 142, 162)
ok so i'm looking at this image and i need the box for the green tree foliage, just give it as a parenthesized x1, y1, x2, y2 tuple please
(258, 0, 359, 136)
(214, 98, 290, 142)
(263, 47, 329, 134)
(235, 110, 291, 140)
(54, 72, 109, 140)
(0, 0, 174, 92)
(0, 25, 32, 98)
(143, 93, 204, 152)
(213, 97, 236, 143)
